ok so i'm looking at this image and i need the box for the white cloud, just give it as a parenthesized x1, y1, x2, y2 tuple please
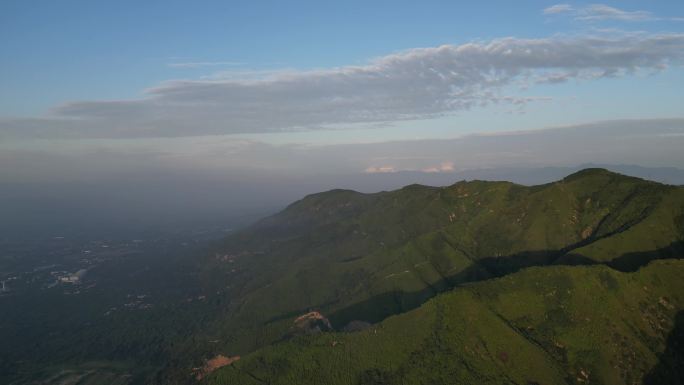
(364, 166, 397, 174)
(545, 3, 683, 22)
(543, 4, 574, 15)
(440, 161, 455, 172)
(167, 61, 244, 69)
(421, 162, 455, 173)
(2, 33, 684, 139)
(578, 4, 654, 21)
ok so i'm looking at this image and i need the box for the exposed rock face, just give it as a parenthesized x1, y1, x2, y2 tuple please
(194, 355, 240, 380)
(292, 311, 333, 335)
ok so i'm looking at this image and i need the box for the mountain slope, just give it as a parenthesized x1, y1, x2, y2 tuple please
(195, 169, 684, 359)
(209, 260, 684, 385)
(4, 168, 683, 385)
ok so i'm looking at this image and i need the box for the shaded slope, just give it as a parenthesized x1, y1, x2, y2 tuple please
(209, 260, 684, 385)
(644, 310, 684, 385)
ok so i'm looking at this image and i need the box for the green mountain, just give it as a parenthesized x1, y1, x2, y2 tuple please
(208, 260, 684, 385)
(6, 168, 681, 385)
(194, 168, 684, 361)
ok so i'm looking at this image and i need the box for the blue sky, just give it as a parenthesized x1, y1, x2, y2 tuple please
(2, 0, 572, 116)
(1, 1, 684, 174)
(2, 1, 683, 121)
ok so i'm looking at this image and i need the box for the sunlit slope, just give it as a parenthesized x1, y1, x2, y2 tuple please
(209, 260, 684, 385)
(200, 169, 684, 355)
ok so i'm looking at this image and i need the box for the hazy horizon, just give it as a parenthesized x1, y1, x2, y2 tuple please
(2, 1, 684, 238)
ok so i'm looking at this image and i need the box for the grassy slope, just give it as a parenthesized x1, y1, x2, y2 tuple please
(195, 169, 684, 358)
(209, 260, 684, 385)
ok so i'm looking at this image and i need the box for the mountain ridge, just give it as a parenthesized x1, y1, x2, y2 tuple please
(192, 168, 683, 366)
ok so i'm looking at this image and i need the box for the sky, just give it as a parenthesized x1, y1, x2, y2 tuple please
(1, 1, 684, 236)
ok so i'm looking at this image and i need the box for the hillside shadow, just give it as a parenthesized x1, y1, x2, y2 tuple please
(327, 241, 684, 328)
(643, 310, 684, 385)
(607, 241, 684, 272)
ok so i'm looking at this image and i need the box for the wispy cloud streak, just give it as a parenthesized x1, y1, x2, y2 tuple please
(543, 3, 683, 22)
(167, 61, 244, 69)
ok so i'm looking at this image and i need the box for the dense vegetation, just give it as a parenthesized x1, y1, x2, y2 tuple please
(209, 261, 684, 385)
(2, 168, 683, 384)
(195, 169, 684, 358)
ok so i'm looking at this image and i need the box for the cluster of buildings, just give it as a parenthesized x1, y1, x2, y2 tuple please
(52, 268, 88, 284)
(0, 276, 18, 294)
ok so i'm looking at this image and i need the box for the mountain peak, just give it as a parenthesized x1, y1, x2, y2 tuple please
(562, 167, 622, 182)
